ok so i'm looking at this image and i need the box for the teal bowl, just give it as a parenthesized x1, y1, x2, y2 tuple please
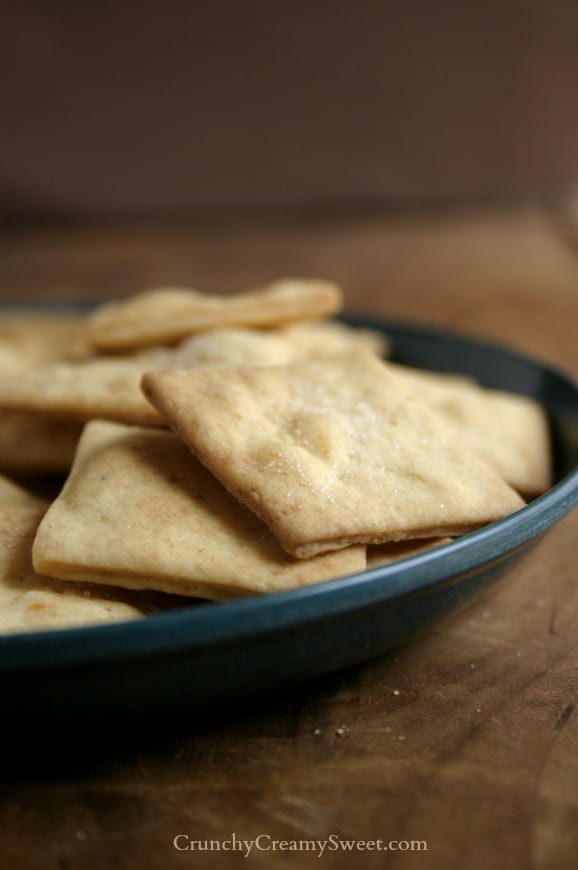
(1, 317, 577, 725)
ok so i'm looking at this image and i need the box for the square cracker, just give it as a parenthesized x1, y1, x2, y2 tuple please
(143, 351, 525, 558)
(0, 355, 165, 426)
(0, 505, 146, 633)
(389, 363, 552, 497)
(88, 280, 342, 351)
(32, 421, 365, 599)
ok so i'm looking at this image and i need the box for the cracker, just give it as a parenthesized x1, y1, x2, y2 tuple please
(281, 320, 390, 359)
(367, 537, 452, 568)
(88, 280, 343, 351)
(0, 312, 90, 365)
(0, 411, 83, 474)
(0, 473, 49, 510)
(143, 351, 525, 558)
(173, 319, 389, 370)
(2, 322, 381, 430)
(0, 505, 145, 633)
(172, 327, 298, 369)
(0, 355, 165, 426)
(0, 316, 371, 432)
(32, 421, 366, 599)
(390, 363, 552, 496)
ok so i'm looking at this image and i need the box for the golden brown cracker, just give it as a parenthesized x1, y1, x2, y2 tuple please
(0, 505, 145, 633)
(0, 356, 164, 426)
(172, 327, 298, 369)
(281, 320, 390, 359)
(143, 351, 525, 559)
(173, 319, 389, 370)
(89, 280, 343, 351)
(32, 421, 366, 599)
(0, 312, 90, 365)
(390, 363, 552, 496)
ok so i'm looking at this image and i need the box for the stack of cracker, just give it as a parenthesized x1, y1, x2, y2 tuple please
(0, 280, 550, 633)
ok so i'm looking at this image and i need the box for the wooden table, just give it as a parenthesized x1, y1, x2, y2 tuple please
(1, 205, 577, 870)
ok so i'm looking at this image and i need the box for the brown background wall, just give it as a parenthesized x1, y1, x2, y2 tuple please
(1, 1, 577, 218)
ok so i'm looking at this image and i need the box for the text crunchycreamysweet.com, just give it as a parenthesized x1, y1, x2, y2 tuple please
(173, 833, 428, 858)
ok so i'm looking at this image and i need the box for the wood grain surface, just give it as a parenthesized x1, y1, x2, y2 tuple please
(0, 205, 577, 870)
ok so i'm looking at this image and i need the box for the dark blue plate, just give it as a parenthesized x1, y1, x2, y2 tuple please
(1, 316, 578, 725)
